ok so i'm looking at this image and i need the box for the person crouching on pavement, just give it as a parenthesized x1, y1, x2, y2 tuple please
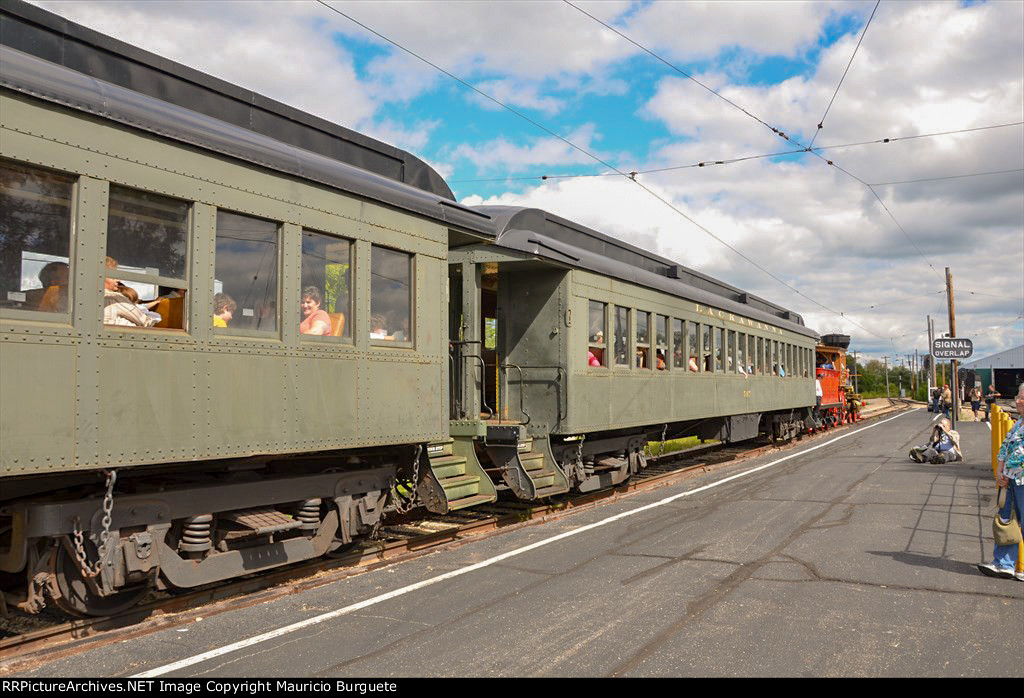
(909, 417, 962, 464)
(977, 382, 1024, 581)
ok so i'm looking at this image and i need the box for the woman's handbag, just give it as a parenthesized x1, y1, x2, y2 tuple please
(992, 488, 1022, 546)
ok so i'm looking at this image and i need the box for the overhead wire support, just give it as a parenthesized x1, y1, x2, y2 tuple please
(807, 0, 881, 149)
(315, 0, 886, 340)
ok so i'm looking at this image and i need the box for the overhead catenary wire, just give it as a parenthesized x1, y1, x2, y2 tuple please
(448, 121, 1024, 184)
(314, 0, 887, 340)
(807, 0, 880, 149)
(870, 168, 1024, 186)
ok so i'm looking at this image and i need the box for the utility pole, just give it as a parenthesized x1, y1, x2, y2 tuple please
(852, 351, 859, 393)
(946, 267, 958, 429)
(928, 315, 937, 389)
(884, 356, 890, 398)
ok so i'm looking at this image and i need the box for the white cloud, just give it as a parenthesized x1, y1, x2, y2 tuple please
(449, 124, 605, 172)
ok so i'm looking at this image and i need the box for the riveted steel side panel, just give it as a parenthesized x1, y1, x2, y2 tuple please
(75, 175, 107, 469)
(359, 359, 442, 440)
(203, 352, 289, 456)
(98, 346, 196, 465)
(294, 355, 359, 441)
(0, 342, 76, 474)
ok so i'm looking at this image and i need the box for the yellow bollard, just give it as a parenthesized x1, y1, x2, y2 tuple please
(991, 405, 1001, 478)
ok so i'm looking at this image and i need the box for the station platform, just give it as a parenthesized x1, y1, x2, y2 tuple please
(6, 406, 1022, 678)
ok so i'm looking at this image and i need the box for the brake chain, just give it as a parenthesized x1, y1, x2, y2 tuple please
(394, 445, 422, 515)
(71, 469, 117, 578)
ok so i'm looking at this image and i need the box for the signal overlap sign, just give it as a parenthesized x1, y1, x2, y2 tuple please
(931, 337, 973, 360)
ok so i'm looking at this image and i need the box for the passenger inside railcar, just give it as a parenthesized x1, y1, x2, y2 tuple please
(103, 257, 155, 328)
(370, 313, 392, 340)
(35, 261, 69, 312)
(299, 286, 331, 336)
(213, 293, 236, 327)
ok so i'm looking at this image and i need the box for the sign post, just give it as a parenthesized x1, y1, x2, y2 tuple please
(933, 335, 973, 429)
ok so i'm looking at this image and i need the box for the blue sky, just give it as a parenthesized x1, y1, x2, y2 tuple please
(32, 1, 1024, 362)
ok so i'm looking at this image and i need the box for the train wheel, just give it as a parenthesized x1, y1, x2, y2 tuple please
(52, 541, 148, 617)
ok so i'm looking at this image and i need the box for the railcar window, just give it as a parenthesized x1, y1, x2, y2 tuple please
(370, 246, 413, 345)
(105, 186, 189, 330)
(614, 306, 629, 366)
(0, 161, 74, 315)
(672, 318, 684, 369)
(701, 325, 712, 372)
(737, 333, 747, 375)
(214, 211, 278, 334)
(727, 331, 737, 374)
(688, 322, 699, 372)
(757, 336, 765, 375)
(715, 328, 724, 372)
(655, 315, 667, 370)
(301, 230, 352, 340)
(636, 312, 650, 369)
(588, 300, 606, 367)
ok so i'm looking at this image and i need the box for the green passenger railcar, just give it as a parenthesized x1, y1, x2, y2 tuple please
(445, 207, 819, 496)
(0, 1, 494, 616)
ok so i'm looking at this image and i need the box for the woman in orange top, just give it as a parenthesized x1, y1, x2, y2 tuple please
(299, 286, 331, 336)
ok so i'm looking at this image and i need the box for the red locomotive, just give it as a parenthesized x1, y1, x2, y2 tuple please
(812, 333, 862, 430)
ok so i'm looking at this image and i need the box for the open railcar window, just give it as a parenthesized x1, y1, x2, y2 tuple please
(0, 160, 74, 317)
(104, 186, 189, 330)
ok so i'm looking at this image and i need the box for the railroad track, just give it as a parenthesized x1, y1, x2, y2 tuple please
(0, 403, 909, 672)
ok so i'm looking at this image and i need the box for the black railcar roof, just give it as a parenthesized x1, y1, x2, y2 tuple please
(0, 0, 453, 199)
(475, 206, 818, 339)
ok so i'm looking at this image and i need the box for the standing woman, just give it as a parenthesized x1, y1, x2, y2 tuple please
(978, 383, 1024, 581)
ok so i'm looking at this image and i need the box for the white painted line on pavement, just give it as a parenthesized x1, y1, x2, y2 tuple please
(132, 410, 911, 678)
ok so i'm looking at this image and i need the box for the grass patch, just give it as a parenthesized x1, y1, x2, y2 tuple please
(644, 435, 708, 457)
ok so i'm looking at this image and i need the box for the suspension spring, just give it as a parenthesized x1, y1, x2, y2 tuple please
(180, 514, 213, 552)
(296, 499, 322, 531)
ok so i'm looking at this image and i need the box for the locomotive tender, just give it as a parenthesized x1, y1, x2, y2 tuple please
(0, 1, 818, 617)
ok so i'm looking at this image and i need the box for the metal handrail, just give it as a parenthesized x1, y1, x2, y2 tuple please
(449, 341, 493, 420)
